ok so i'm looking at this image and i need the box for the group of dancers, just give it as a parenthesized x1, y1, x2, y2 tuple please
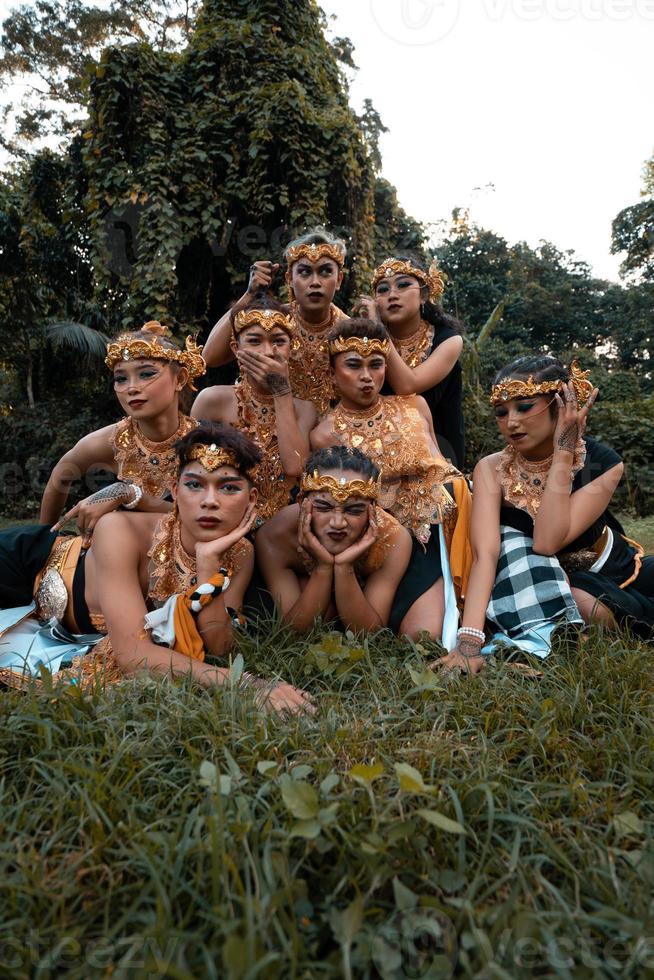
(1, 229, 652, 710)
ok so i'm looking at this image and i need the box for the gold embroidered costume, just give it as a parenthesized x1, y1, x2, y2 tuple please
(148, 511, 252, 603)
(233, 377, 296, 521)
(495, 439, 587, 518)
(330, 395, 458, 544)
(288, 301, 345, 414)
(393, 320, 435, 368)
(110, 413, 197, 498)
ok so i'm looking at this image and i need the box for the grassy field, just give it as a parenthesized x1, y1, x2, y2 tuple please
(1, 513, 653, 977)
(1, 617, 654, 978)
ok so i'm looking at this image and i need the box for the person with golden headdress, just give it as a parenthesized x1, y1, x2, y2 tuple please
(191, 294, 316, 521)
(39, 321, 204, 540)
(433, 355, 654, 675)
(202, 228, 347, 415)
(356, 256, 465, 467)
(308, 318, 472, 642)
(256, 446, 412, 633)
(1, 423, 312, 713)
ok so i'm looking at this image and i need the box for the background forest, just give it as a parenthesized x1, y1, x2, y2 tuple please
(0, 0, 653, 519)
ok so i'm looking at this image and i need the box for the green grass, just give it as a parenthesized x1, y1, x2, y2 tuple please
(1, 618, 654, 978)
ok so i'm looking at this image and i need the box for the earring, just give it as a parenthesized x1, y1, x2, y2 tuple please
(420, 303, 426, 317)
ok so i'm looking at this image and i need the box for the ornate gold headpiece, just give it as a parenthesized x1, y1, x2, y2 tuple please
(233, 308, 294, 335)
(285, 242, 345, 270)
(329, 335, 390, 358)
(187, 443, 242, 474)
(371, 258, 445, 303)
(489, 360, 595, 406)
(105, 321, 206, 391)
(299, 470, 381, 503)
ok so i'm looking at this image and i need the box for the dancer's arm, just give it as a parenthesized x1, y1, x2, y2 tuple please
(39, 426, 117, 526)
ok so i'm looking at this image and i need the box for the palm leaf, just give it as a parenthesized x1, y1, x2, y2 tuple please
(475, 298, 507, 349)
(45, 320, 110, 359)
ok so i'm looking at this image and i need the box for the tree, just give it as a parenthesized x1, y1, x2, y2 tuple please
(81, 0, 380, 331)
(0, 0, 199, 155)
(611, 153, 654, 282)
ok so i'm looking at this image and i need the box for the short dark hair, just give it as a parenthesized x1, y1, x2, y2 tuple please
(176, 422, 262, 478)
(304, 445, 380, 482)
(327, 317, 390, 365)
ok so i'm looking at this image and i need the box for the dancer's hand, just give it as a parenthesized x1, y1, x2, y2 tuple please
(333, 504, 379, 566)
(247, 260, 279, 294)
(51, 483, 139, 546)
(428, 634, 486, 675)
(195, 502, 257, 580)
(352, 295, 379, 321)
(553, 381, 598, 454)
(298, 500, 334, 568)
(236, 348, 292, 396)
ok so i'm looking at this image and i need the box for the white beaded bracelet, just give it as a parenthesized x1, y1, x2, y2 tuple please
(457, 626, 485, 642)
(123, 482, 144, 510)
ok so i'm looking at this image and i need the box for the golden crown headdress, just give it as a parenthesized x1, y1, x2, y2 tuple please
(299, 470, 381, 503)
(371, 258, 445, 303)
(328, 335, 390, 358)
(187, 443, 242, 474)
(490, 360, 595, 406)
(105, 321, 206, 391)
(285, 242, 345, 270)
(233, 308, 294, 335)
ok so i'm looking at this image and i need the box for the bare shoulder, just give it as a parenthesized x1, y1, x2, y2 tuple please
(472, 453, 502, 494)
(191, 385, 234, 422)
(93, 510, 160, 555)
(255, 504, 300, 564)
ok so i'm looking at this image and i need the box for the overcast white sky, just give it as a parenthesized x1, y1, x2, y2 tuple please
(319, 0, 654, 281)
(1, 1, 651, 281)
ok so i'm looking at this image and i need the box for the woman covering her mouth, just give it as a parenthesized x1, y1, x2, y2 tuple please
(432, 354, 654, 675)
(191, 293, 317, 522)
(39, 321, 204, 542)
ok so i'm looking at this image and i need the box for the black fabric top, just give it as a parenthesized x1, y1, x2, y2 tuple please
(383, 324, 465, 468)
(499, 436, 624, 552)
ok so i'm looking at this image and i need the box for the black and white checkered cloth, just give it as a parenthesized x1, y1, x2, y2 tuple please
(486, 527, 583, 640)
